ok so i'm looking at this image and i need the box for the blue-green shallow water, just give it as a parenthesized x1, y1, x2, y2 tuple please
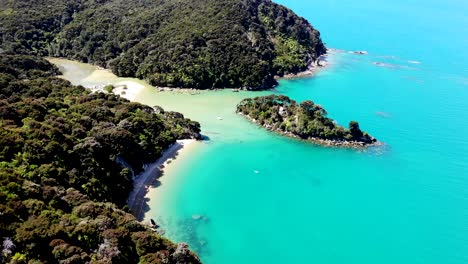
(142, 0, 468, 263)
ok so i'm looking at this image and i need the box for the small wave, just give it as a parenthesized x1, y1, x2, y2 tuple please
(376, 111, 392, 118)
(377, 55, 399, 60)
(373, 62, 419, 71)
(373, 62, 397, 68)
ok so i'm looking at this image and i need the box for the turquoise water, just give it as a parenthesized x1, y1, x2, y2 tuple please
(142, 0, 468, 263)
(52, 0, 468, 263)
(144, 53, 468, 262)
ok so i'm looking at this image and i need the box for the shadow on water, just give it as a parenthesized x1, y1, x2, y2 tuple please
(130, 149, 182, 221)
(132, 136, 211, 221)
(155, 215, 212, 257)
(135, 177, 163, 222)
(199, 134, 211, 141)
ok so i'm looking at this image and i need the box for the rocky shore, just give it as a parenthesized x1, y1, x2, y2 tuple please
(239, 113, 380, 148)
(277, 54, 330, 80)
(236, 95, 379, 148)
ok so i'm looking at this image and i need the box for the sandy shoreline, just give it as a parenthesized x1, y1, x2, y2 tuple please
(127, 139, 195, 220)
(112, 81, 145, 101)
(84, 81, 145, 101)
(49, 54, 333, 97)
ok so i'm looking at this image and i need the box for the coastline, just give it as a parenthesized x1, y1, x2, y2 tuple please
(86, 81, 145, 101)
(238, 112, 381, 148)
(46, 57, 145, 101)
(141, 139, 199, 223)
(127, 139, 196, 220)
(277, 55, 330, 80)
(48, 54, 332, 94)
(112, 81, 145, 101)
(151, 55, 330, 91)
(276, 50, 333, 81)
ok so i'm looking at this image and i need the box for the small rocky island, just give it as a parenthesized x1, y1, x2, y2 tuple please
(237, 95, 378, 147)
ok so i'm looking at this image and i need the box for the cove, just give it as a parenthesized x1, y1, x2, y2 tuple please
(49, 0, 468, 262)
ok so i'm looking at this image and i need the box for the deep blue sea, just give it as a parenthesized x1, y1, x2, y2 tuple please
(53, 0, 468, 262)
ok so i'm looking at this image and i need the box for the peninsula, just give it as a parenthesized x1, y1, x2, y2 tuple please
(237, 95, 378, 147)
(0, 54, 201, 263)
(0, 0, 333, 262)
(0, 0, 325, 90)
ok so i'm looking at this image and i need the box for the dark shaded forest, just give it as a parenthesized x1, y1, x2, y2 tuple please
(0, 0, 326, 89)
(0, 54, 201, 263)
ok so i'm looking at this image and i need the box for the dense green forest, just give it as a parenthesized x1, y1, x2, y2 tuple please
(237, 95, 377, 146)
(0, 54, 201, 263)
(0, 0, 326, 90)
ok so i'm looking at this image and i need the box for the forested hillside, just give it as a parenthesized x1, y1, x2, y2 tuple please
(0, 54, 201, 263)
(237, 95, 377, 147)
(0, 0, 326, 89)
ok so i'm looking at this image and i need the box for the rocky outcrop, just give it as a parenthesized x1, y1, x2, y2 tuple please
(237, 95, 379, 148)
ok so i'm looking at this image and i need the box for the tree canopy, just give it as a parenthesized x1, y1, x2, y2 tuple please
(0, 0, 326, 90)
(237, 95, 377, 146)
(0, 54, 201, 263)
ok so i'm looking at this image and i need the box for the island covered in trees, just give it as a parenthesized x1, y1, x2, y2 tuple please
(237, 95, 378, 147)
(0, 0, 326, 90)
(0, 54, 201, 263)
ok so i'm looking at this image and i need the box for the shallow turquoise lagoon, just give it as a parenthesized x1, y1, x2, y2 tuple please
(143, 52, 467, 263)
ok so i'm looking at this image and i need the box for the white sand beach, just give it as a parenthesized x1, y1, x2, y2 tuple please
(112, 81, 145, 101)
(127, 139, 196, 220)
(46, 58, 147, 101)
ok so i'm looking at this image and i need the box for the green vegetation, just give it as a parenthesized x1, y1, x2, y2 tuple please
(0, 54, 201, 263)
(237, 95, 377, 146)
(0, 0, 326, 90)
(104, 85, 114, 93)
